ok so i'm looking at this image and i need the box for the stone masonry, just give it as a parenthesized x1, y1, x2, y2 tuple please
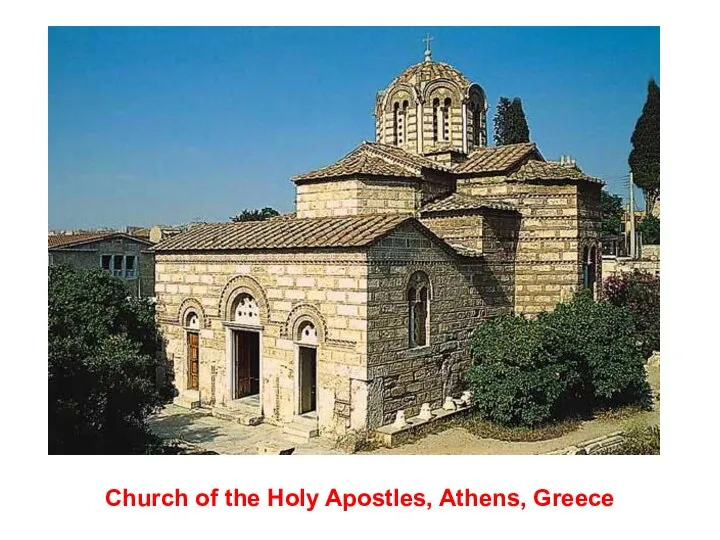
(153, 48, 602, 442)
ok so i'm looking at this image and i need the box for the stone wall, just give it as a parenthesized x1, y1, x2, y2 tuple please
(456, 177, 601, 315)
(295, 176, 453, 219)
(50, 238, 155, 297)
(602, 256, 660, 278)
(154, 251, 370, 438)
(365, 223, 514, 427)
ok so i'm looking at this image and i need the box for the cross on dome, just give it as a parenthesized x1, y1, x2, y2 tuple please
(423, 33, 433, 62)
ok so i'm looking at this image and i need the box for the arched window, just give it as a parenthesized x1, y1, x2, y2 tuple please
(442, 98, 451, 142)
(432, 98, 440, 143)
(407, 271, 431, 348)
(233, 293, 259, 325)
(184, 310, 200, 330)
(393, 102, 400, 145)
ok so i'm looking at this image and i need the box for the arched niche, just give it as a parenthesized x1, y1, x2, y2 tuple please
(219, 275, 268, 325)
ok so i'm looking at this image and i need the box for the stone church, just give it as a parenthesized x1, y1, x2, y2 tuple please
(153, 46, 602, 441)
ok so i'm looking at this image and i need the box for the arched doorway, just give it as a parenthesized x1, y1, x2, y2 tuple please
(295, 320, 318, 415)
(184, 310, 200, 391)
(228, 293, 261, 400)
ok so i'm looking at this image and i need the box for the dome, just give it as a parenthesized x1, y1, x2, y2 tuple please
(387, 60, 472, 91)
(374, 55, 488, 157)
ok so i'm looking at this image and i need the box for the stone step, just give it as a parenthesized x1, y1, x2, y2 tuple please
(211, 406, 263, 426)
(173, 391, 200, 409)
(292, 414, 319, 428)
(282, 422, 319, 442)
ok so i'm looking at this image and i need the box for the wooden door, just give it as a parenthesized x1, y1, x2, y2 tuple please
(234, 331, 260, 399)
(187, 332, 199, 390)
(299, 346, 317, 414)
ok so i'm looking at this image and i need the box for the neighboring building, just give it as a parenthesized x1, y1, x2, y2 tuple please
(153, 48, 602, 441)
(49, 232, 156, 297)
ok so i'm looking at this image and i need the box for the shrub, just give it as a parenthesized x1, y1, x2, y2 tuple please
(468, 315, 581, 427)
(49, 265, 164, 454)
(540, 294, 651, 410)
(601, 425, 660, 455)
(468, 293, 652, 428)
(603, 270, 660, 358)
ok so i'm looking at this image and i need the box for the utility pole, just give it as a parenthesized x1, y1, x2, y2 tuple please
(629, 171, 636, 259)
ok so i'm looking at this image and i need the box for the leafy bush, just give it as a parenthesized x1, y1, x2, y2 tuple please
(49, 265, 164, 454)
(469, 293, 652, 428)
(603, 270, 660, 358)
(468, 315, 580, 427)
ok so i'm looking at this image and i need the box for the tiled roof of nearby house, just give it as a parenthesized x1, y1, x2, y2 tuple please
(49, 232, 113, 249)
(153, 214, 413, 251)
(454, 142, 540, 174)
(420, 192, 518, 214)
(292, 141, 450, 182)
(508, 160, 604, 184)
(48, 232, 154, 249)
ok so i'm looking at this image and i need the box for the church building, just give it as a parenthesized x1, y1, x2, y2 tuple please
(153, 45, 602, 441)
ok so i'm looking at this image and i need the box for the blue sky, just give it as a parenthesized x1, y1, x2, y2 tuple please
(49, 27, 659, 229)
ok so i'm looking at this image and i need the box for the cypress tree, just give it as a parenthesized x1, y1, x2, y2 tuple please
(629, 79, 660, 214)
(493, 96, 530, 145)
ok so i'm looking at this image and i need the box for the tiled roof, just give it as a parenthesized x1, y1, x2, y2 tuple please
(509, 160, 603, 184)
(292, 142, 450, 182)
(420, 193, 518, 214)
(389, 61, 471, 89)
(49, 232, 155, 249)
(454, 142, 540, 174)
(48, 232, 112, 249)
(153, 214, 413, 252)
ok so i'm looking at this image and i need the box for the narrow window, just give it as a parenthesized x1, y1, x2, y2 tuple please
(472, 103, 481, 146)
(393, 102, 400, 145)
(588, 246, 597, 296)
(113, 255, 124, 277)
(101, 255, 112, 272)
(582, 246, 590, 290)
(125, 255, 137, 278)
(407, 271, 430, 348)
(442, 98, 451, 142)
(398, 100, 408, 146)
(432, 98, 440, 143)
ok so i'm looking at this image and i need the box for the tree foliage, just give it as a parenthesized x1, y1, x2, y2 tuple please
(469, 293, 651, 427)
(601, 189, 625, 237)
(637, 214, 660, 245)
(230, 207, 280, 222)
(629, 79, 660, 214)
(493, 97, 530, 145)
(49, 265, 164, 454)
(603, 270, 660, 359)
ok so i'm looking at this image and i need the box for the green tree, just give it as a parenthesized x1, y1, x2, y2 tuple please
(629, 79, 660, 214)
(493, 96, 530, 145)
(49, 265, 163, 454)
(601, 189, 625, 237)
(637, 214, 660, 245)
(230, 207, 280, 222)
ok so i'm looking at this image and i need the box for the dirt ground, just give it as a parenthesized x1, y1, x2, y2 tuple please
(365, 363, 660, 455)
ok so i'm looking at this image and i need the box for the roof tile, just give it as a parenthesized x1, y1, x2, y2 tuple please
(454, 142, 539, 174)
(153, 214, 412, 252)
